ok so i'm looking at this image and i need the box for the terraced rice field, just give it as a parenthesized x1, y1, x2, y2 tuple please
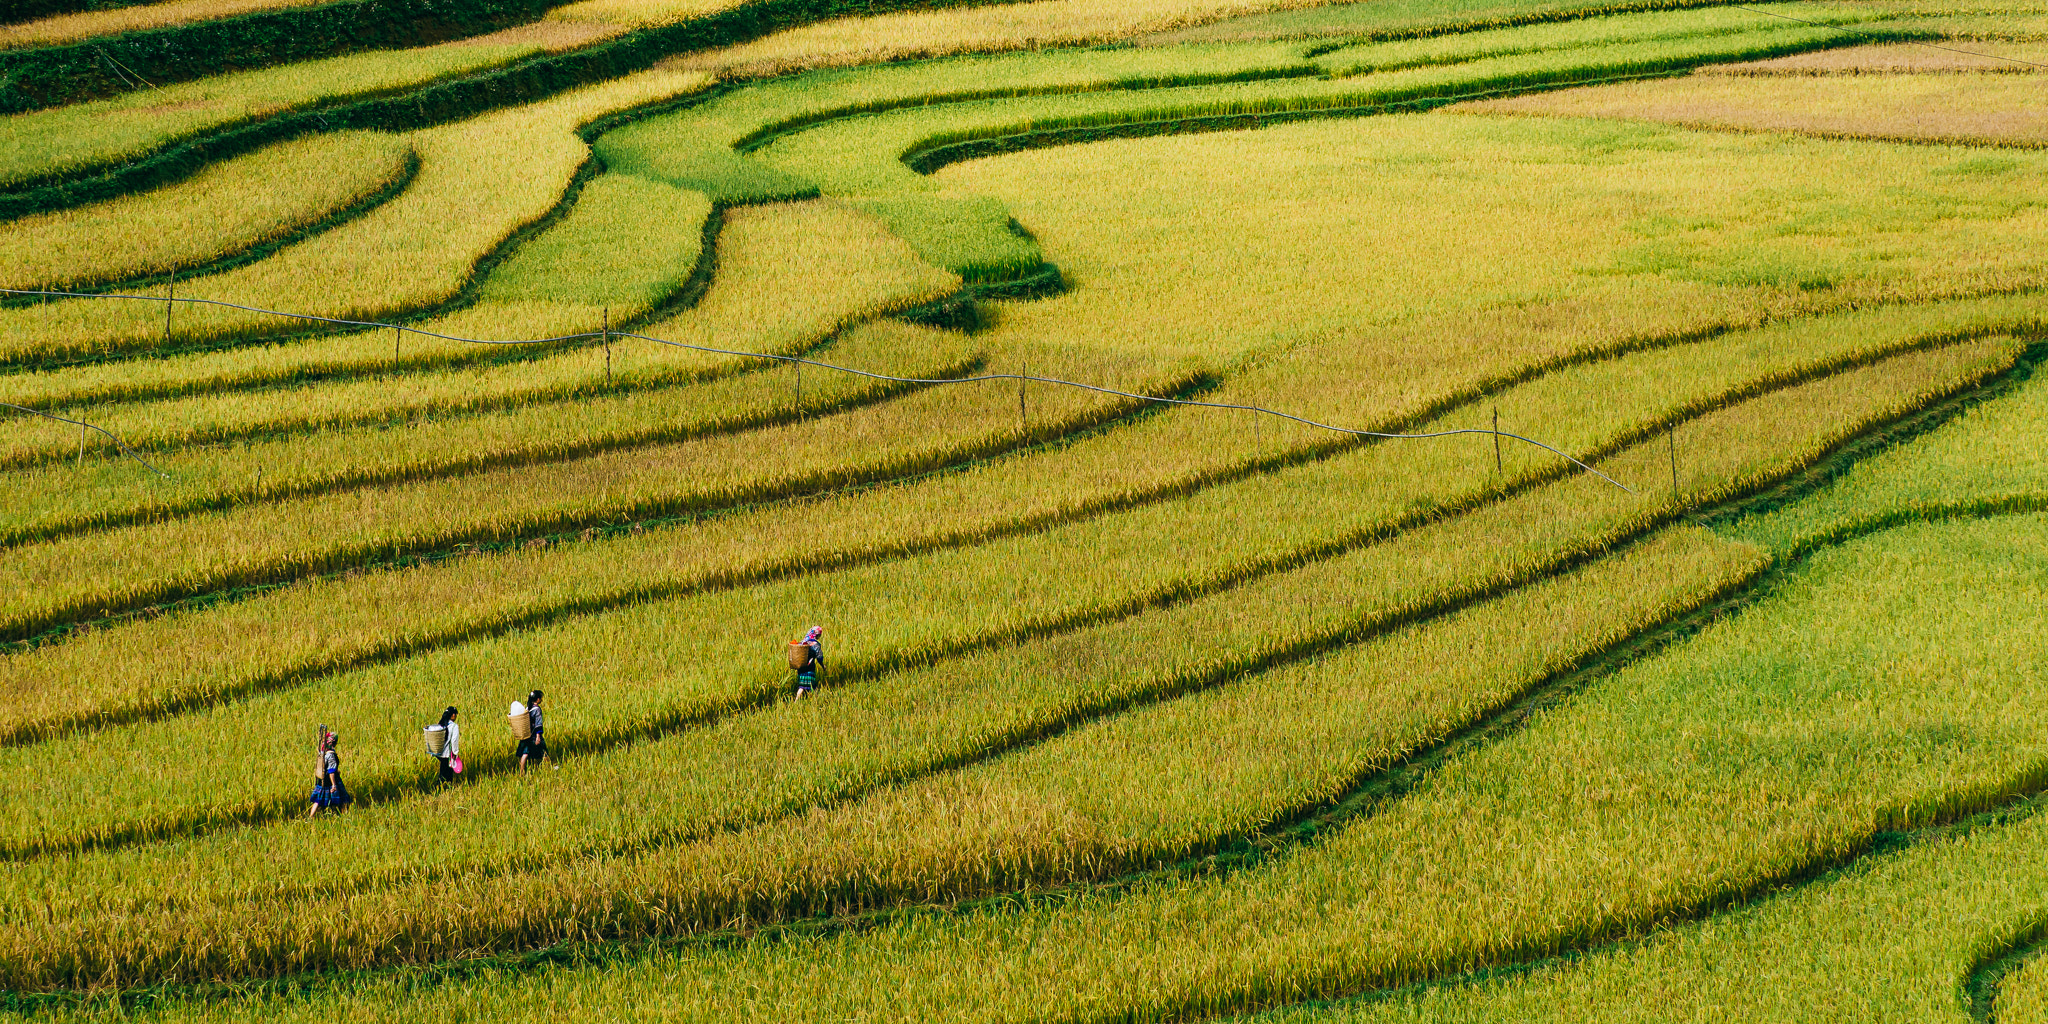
(4, 0, 2048, 1018)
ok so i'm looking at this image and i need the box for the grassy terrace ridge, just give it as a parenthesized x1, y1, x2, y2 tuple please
(5, 287, 2038, 740)
(0, 132, 417, 296)
(0, 327, 2039, 999)
(11, 0, 2048, 1014)
(0, 13, 1924, 380)
(0, 342, 1184, 646)
(6, 360, 2042, 1011)
(0, 338, 2004, 857)
(0, 200, 957, 470)
(0, 337, 2014, 984)
(0, 0, 560, 113)
(0, 0, 1881, 220)
(0, 0, 1084, 215)
(0, 527, 1769, 986)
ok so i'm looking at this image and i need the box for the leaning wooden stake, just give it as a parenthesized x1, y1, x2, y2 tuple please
(1018, 361, 1028, 434)
(163, 271, 174, 345)
(603, 306, 612, 384)
(1669, 428, 1679, 501)
(1493, 406, 1502, 476)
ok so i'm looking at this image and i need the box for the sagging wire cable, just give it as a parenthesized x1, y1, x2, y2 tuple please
(0, 402, 171, 479)
(1733, 4, 2048, 69)
(93, 47, 162, 91)
(610, 330, 1638, 493)
(0, 287, 1635, 494)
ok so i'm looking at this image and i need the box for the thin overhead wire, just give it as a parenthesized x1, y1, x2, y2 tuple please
(0, 287, 1636, 494)
(0, 401, 171, 479)
(93, 46, 163, 91)
(1734, 5, 2048, 69)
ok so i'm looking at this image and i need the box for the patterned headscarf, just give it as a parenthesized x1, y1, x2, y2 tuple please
(802, 626, 823, 645)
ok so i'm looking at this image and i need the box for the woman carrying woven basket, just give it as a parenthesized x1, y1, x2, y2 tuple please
(433, 706, 462, 783)
(516, 690, 547, 771)
(792, 625, 824, 698)
(306, 729, 351, 818)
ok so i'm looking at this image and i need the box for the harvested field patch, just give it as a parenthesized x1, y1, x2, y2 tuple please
(1461, 69, 2048, 146)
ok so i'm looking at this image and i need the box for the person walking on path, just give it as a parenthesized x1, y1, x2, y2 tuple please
(517, 690, 547, 771)
(307, 729, 351, 817)
(433, 706, 461, 783)
(793, 625, 824, 698)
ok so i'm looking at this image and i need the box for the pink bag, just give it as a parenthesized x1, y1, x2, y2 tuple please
(450, 756, 464, 774)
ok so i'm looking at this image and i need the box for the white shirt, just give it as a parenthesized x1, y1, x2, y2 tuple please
(443, 720, 461, 758)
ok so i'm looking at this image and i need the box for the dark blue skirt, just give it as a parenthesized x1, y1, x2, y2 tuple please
(310, 777, 352, 808)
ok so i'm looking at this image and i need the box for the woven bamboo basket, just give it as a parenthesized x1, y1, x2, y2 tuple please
(423, 725, 448, 757)
(787, 641, 813, 670)
(507, 702, 533, 740)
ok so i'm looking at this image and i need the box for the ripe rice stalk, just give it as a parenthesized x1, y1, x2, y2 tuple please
(1461, 68, 2048, 147)
(1721, 338, 2048, 557)
(0, 37, 544, 189)
(0, 525, 1765, 986)
(742, 33, 1922, 277)
(2002, 951, 2048, 1024)
(8, 355, 2034, 1008)
(0, 313, 974, 547)
(297, 520, 2048, 1018)
(666, 0, 1756, 79)
(1, 2, 637, 52)
(2, 289, 2037, 754)
(0, 337, 2007, 864)
(6, 100, 2044, 739)
(1307, 5, 1874, 76)
(664, 0, 1336, 78)
(0, 65, 716, 365)
(0, 200, 956, 480)
(1242, 805, 2048, 1022)
(1701, 38, 2048, 74)
(1180, 517, 2048, 1024)
(628, 39, 1317, 158)
(938, 117, 2048, 362)
(0, 130, 412, 292)
(0, 165, 714, 412)
(757, 27, 1875, 196)
(0, 335, 1178, 646)
(1139, 0, 1926, 45)
(0, 0, 335, 50)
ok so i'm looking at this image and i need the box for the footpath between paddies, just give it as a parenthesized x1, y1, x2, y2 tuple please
(10, 345, 2044, 1011)
(0, 524, 1762, 988)
(1, 293, 2037, 746)
(0, 336, 2009, 948)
